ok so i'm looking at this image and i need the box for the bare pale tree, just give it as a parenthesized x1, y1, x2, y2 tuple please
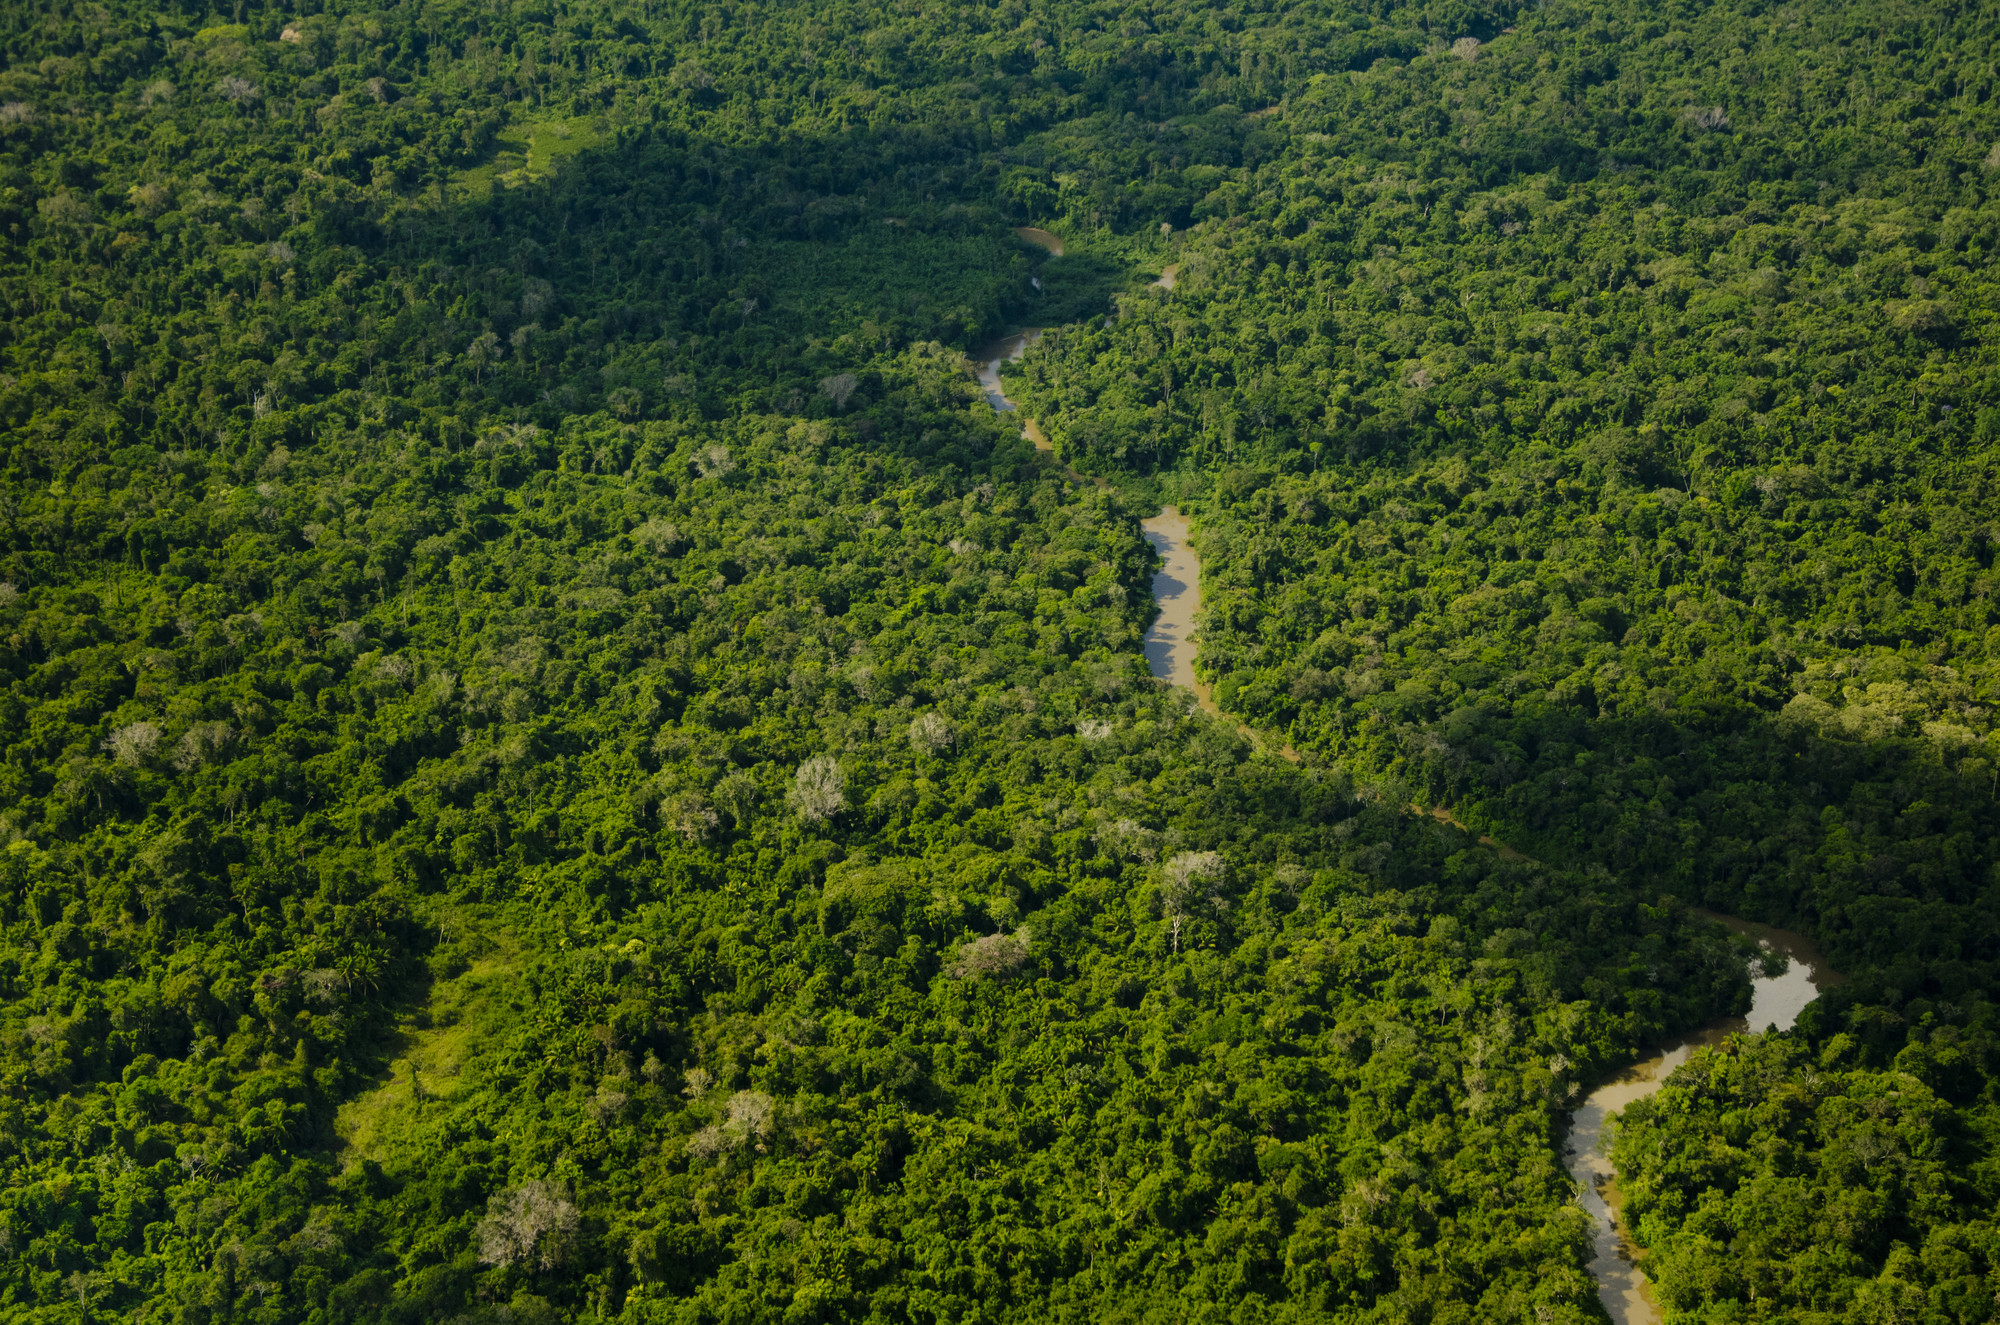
(475, 1180, 579, 1270)
(634, 518, 683, 551)
(465, 331, 501, 382)
(725, 1090, 775, 1139)
(1097, 817, 1160, 863)
(686, 1089, 776, 1161)
(105, 721, 162, 767)
(521, 278, 554, 318)
(174, 721, 235, 771)
(948, 930, 1031, 980)
(714, 771, 761, 827)
(1160, 850, 1228, 953)
(909, 711, 954, 754)
(589, 1080, 629, 1123)
(663, 791, 720, 843)
(819, 373, 859, 411)
(66, 1271, 100, 1322)
(791, 756, 845, 823)
(302, 969, 344, 1007)
(670, 60, 715, 90)
(127, 181, 173, 215)
(37, 190, 92, 227)
(695, 443, 735, 478)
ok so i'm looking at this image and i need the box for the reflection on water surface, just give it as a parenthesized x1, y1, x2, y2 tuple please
(1140, 508, 1215, 715)
(1566, 913, 1843, 1325)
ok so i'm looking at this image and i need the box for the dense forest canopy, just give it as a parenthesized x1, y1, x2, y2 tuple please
(0, 0, 1996, 1320)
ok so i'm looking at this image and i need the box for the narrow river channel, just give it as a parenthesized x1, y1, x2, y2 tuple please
(1567, 915, 1844, 1324)
(972, 336, 1212, 713)
(1140, 508, 1215, 714)
(972, 330, 1040, 415)
(972, 323, 1843, 1322)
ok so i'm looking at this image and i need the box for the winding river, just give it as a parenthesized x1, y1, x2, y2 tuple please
(1566, 915, 1844, 1324)
(973, 329, 1041, 417)
(1126, 487, 1835, 1320)
(973, 335, 1209, 708)
(972, 250, 1854, 1323)
(977, 234, 1208, 715)
(972, 315, 1843, 1319)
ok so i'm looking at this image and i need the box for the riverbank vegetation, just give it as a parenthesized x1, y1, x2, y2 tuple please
(0, 0, 1995, 1318)
(1004, 0, 2000, 1313)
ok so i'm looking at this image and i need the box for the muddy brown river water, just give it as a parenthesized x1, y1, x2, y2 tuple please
(1140, 507, 1216, 714)
(1127, 484, 1840, 1321)
(1566, 913, 1843, 1323)
(972, 340, 1212, 713)
(1015, 226, 1064, 255)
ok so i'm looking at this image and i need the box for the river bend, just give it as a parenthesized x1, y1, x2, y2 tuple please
(973, 258, 1842, 1325)
(1566, 915, 1843, 1324)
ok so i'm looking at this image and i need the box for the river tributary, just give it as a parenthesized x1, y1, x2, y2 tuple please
(1565, 914, 1844, 1324)
(1129, 496, 1829, 1325)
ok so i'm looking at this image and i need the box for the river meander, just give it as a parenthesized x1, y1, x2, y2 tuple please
(969, 323, 1840, 1319)
(972, 329, 1040, 415)
(1566, 914, 1844, 1324)
(974, 266, 1845, 1325)
(973, 340, 1212, 714)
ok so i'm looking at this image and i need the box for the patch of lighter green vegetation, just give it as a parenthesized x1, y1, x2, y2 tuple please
(334, 922, 524, 1168)
(452, 116, 605, 198)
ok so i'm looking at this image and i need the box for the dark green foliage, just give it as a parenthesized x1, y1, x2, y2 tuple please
(997, 0, 2000, 1313)
(0, 0, 1995, 1319)
(1613, 1023, 2000, 1322)
(4, 329, 1742, 1319)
